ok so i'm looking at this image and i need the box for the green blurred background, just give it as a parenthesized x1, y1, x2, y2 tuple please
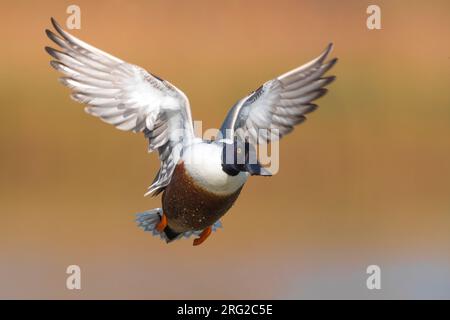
(0, 0, 449, 299)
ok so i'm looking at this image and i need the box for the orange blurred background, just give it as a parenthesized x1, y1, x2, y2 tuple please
(0, 0, 449, 299)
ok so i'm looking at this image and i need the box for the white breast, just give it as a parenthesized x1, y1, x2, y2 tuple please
(182, 141, 248, 195)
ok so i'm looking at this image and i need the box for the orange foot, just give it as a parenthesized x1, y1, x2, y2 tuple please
(155, 213, 167, 233)
(193, 227, 212, 246)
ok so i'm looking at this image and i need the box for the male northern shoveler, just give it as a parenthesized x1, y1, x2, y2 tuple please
(45, 18, 337, 246)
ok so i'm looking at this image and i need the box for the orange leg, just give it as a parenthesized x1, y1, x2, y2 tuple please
(193, 227, 212, 246)
(155, 213, 167, 233)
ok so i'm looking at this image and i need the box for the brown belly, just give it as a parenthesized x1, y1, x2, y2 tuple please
(162, 162, 243, 233)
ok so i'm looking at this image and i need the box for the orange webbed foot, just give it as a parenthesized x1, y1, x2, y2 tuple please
(193, 227, 212, 246)
(155, 213, 167, 233)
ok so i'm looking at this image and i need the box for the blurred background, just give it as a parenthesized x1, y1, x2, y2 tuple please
(0, 0, 449, 299)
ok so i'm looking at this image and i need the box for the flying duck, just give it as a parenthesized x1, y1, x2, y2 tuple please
(45, 18, 337, 246)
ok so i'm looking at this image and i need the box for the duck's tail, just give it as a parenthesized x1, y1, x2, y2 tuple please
(135, 208, 222, 243)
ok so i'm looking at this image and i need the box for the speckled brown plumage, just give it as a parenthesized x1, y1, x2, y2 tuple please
(162, 162, 243, 233)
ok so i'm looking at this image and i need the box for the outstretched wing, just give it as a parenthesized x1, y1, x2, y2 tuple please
(220, 43, 337, 145)
(45, 18, 194, 196)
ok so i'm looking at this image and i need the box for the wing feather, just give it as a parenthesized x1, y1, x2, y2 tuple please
(220, 43, 337, 145)
(46, 18, 194, 196)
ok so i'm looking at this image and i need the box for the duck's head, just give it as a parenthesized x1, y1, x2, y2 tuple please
(221, 139, 272, 176)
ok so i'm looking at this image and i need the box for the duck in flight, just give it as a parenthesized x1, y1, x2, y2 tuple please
(45, 18, 337, 246)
